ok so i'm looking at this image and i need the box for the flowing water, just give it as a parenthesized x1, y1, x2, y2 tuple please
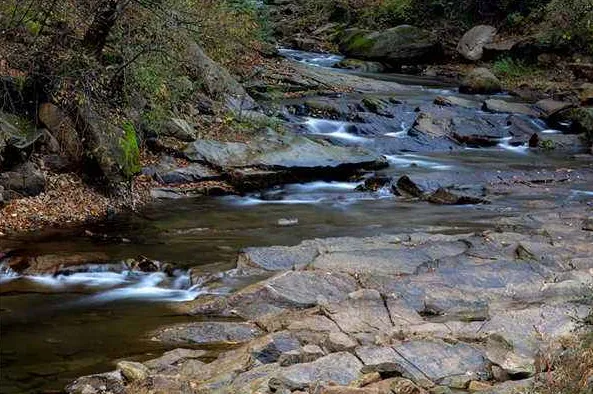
(1, 50, 592, 393)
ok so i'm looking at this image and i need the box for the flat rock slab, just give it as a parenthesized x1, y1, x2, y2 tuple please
(324, 289, 393, 335)
(271, 352, 363, 390)
(238, 243, 319, 272)
(157, 163, 221, 184)
(154, 321, 264, 345)
(393, 340, 489, 383)
(184, 131, 385, 171)
(483, 99, 539, 116)
(227, 270, 359, 320)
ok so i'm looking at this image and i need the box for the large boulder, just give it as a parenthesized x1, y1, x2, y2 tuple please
(0, 161, 45, 198)
(0, 113, 43, 167)
(184, 40, 257, 112)
(38, 103, 83, 162)
(338, 26, 441, 67)
(457, 25, 497, 61)
(184, 131, 386, 189)
(459, 68, 502, 95)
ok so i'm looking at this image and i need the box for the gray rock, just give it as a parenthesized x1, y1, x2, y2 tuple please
(324, 289, 393, 335)
(184, 131, 385, 173)
(65, 371, 125, 394)
(154, 321, 264, 345)
(339, 26, 440, 67)
(393, 340, 489, 383)
(483, 99, 539, 116)
(238, 243, 318, 272)
(457, 25, 497, 61)
(157, 163, 221, 184)
(0, 161, 45, 198)
(325, 332, 358, 353)
(272, 352, 363, 390)
(227, 270, 359, 320)
(434, 96, 481, 109)
(143, 348, 207, 374)
(116, 361, 149, 382)
(535, 100, 574, 119)
(162, 118, 198, 142)
(249, 331, 302, 364)
(459, 68, 502, 95)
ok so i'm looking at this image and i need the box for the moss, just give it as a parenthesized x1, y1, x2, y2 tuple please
(347, 34, 375, 53)
(119, 122, 141, 178)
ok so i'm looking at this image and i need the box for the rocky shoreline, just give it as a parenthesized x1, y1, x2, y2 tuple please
(64, 202, 593, 394)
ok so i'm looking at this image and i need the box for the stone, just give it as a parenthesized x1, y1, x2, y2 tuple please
(396, 175, 424, 197)
(154, 321, 264, 345)
(38, 103, 82, 162)
(161, 118, 198, 142)
(457, 25, 497, 61)
(392, 340, 489, 383)
(271, 352, 363, 390)
(483, 99, 539, 116)
(427, 188, 487, 205)
(65, 371, 125, 394)
(143, 348, 207, 374)
(227, 270, 359, 320)
(459, 68, 502, 95)
(390, 377, 428, 394)
(468, 381, 492, 391)
(434, 96, 481, 109)
(157, 163, 221, 184)
(338, 26, 441, 67)
(335, 59, 387, 73)
(0, 161, 45, 198)
(249, 331, 301, 364)
(534, 100, 575, 119)
(116, 361, 149, 382)
(323, 289, 393, 335)
(237, 243, 318, 272)
(325, 332, 358, 353)
(7, 252, 111, 275)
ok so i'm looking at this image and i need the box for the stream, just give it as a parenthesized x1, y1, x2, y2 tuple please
(1, 50, 592, 393)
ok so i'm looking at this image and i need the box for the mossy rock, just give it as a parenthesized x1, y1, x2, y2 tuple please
(337, 25, 440, 67)
(557, 107, 593, 140)
(459, 68, 502, 95)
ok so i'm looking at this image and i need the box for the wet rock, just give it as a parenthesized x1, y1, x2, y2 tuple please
(227, 270, 359, 320)
(184, 131, 386, 188)
(277, 218, 299, 227)
(396, 175, 424, 197)
(362, 97, 394, 117)
(157, 163, 221, 185)
(65, 370, 125, 394)
(270, 352, 363, 390)
(554, 107, 593, 137)
(250, 331, 301, 364)
(434, 96, 480, 109)
(457, 25, 497, 61)
(7, 252, 111, 275)
(459, 68, 501, 95)
(483, 99, 539, 117)
(356, 176, 391, 192)
(535, 100, 575, 119)
(409, 112, 452, 139)
(117, 361, 149, 382)
(238, 242, 318, 272)
(154, 321, 264, 345)
(0, 161, 45, 198)
(338, 26, 441, 67)
(335, 59, 387, 73)
(427, 188, 487, 205)
(143, 348, 207, 374)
